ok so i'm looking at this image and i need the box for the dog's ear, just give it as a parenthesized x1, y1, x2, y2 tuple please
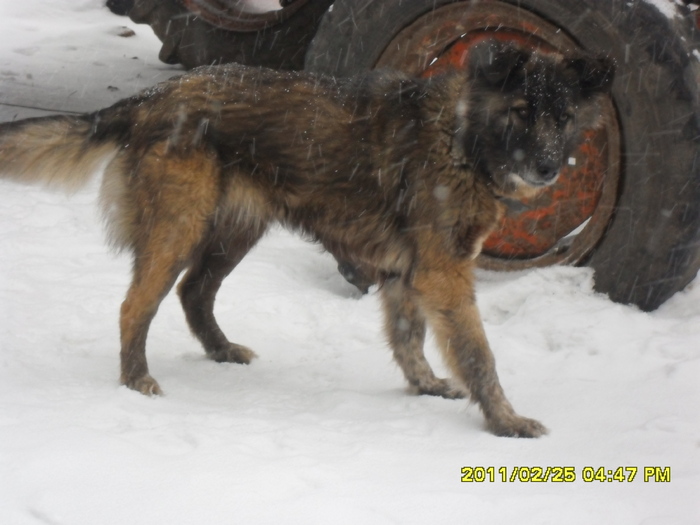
(566, 56, 616, 97)
(469, 40, 530, 86)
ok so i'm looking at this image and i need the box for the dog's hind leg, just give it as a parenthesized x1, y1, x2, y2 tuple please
(178, 225, 266, 364)
(117, 145, 221, 395)
(381, 277, 466, 399)
(120, 252, 187, 395)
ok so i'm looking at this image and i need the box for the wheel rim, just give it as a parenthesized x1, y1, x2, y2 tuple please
(375, 0, 620, 271)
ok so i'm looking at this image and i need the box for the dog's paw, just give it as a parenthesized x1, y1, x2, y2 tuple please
(413, 378, 467, 399)
(208, 343, 258, 365)
(487, 414, 548, 438)
(124, 374, 163, 396)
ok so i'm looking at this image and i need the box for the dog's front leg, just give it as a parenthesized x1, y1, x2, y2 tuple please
(413, 262, 547, 438)
(381, 277, 466, 399)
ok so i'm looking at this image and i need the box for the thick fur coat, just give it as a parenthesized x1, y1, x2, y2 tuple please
(0, 41, 613, 437)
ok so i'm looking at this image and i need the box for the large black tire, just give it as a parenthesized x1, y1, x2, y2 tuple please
(127, 0, 333, 70)
(305, 0, 700, 311)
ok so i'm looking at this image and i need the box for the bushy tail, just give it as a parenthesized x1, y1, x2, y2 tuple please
(0, 114, 119, 192)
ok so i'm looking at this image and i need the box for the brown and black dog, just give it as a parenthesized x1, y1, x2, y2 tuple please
(0, 40, 613, 437)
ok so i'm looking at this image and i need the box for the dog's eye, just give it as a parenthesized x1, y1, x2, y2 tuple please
(559, 112, 573, 123)
(512, 106, 530, 120)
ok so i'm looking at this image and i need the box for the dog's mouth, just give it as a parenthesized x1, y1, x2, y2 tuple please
(485, 162, 562, 199)
(489, 169, 560, 200)
(509, 169, 560, 189)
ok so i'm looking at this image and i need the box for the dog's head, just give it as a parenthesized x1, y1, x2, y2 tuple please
(460, 39, 615, 199)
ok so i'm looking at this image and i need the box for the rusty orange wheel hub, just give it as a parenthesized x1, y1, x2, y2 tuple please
(376, 0, 620, 270)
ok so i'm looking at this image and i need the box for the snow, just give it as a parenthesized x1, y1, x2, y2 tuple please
(0, 1, 698, 524)
(643, 0, 682, 19)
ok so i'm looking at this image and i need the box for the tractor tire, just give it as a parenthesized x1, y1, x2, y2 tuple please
(127, 0, 333, 70)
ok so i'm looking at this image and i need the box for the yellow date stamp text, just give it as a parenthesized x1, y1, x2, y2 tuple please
(460, 466, 671, 483)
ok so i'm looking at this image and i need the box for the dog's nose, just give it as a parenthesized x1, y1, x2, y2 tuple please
(536, 160, 559, 183)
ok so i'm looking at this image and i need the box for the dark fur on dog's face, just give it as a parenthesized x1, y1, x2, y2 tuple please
(461, 40, 615, 199)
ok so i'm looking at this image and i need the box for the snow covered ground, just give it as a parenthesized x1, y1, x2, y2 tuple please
(0, 1, 698, 524)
